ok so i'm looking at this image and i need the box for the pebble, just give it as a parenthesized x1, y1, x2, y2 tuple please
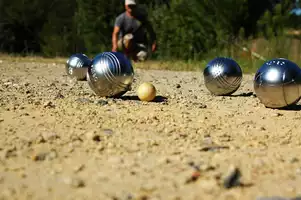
(223, 165, 241, 189)
(290, 157, 299, 163)
(103, 129, 114, 135)
(198, 104, 207, 109)
(199, 145, 229, 152)
(3, 82, 12, 86)
(43, 101, 55, 108)
(94, 99, 109, 106)
(54, 92, 65, 99)
(41, 132, 59, 141)
(73, 164, 85, 173)
(76, 98, 92, 104)
(63, 177, 85, 188)
(32, 150, 57, 161)
(272, 113, 283, 117)
(86, 131, 101, 142)
(3, 147, 17, 159)
(185, 171, 201, 184)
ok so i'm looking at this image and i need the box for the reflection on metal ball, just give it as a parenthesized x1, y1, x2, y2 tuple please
(87, 52, 134, 98)
(254, 58, 301, 108)
(66, 53, 92, 80)
(203, 57, 243, 96)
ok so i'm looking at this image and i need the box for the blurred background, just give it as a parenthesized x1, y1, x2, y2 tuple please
(1, 0, 301, 71)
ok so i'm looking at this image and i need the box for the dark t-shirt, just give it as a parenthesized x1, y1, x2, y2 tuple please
(114, 10, 155, 44)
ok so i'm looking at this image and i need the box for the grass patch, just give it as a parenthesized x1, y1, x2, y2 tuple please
(2, 35, 301, 73)
(0, 53, 262, 73)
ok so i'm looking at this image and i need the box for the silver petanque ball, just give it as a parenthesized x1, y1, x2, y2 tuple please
(203, 57, 243, 96)
(87, 51, 134, 98)
(254, 58, 301, 108)
(66, 53, 92, 81)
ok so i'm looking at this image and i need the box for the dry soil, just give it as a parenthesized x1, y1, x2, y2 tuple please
(1, 59, 301, 200)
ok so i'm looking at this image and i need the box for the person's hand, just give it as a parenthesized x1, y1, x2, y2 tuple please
(112, 46, 117, 52)
(151, 42, 157, 52)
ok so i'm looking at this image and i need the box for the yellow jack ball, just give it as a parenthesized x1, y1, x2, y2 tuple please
(137, 82, 156, 102)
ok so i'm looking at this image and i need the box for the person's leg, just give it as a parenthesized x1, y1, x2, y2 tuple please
(116, 34, 136, 60)
(117, 38, 123, 52)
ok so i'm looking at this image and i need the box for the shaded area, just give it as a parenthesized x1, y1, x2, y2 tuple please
(118, 95, 168, 103)
(232, 92, 255, 97)
(276, 104, 301, 111)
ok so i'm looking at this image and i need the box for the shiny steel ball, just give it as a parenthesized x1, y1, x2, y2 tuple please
(254, 58, 301, 108)
(87, 52, 134, 98)
(203, 57, 243, 96)
(66, 53, 91, 80)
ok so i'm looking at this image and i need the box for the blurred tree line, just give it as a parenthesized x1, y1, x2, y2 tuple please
(0, 0, 298, 60)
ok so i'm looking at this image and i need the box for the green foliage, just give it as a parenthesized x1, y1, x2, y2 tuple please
(257, 0, 291, 38)
(74, 0, 124, 56)
(0, 0, 299, 63)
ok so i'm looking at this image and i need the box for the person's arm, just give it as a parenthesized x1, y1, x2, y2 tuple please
(112, 15, 123, 52)
(144, 20, 157, 52)
(112, 26, 120, 52)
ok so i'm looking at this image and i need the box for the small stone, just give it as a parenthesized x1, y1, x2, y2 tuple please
(223, 165, 241, 189)
(290, 157, 299, 163)
(43, 101, 55, 108)
(4, 82, 12, 86)
(0, 118, 4, 123)
(86, 131, 101, 142)
(73, 164, 85, 173)
(199, 145, 229, 152)
(76, 98, 92, 104)
(41, 132, 60, 141)
(199, 164, 215, 171)
(97, 144, 105, 152)
(63, 177, 85, 188)
(48, 151, 58, 160)
(92, 135, 101, 142)
(272, 113, 283, 117)
(32, 150, 57, 161)
(185, 171, 201, 184)
(23, 82, 30, 87)
(176, 84, 181, 88)
(32, 152, 47, 161)
(199, 104, 207, 109)
(54, 92, 65, 99)
(103, 129, 113, 135)
(3, 147, 17, 159)
(94, 100, 108, 106)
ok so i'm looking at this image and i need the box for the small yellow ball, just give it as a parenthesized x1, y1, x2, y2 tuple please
(137, 82, 156, 102)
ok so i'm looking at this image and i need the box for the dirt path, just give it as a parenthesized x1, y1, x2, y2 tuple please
(1, 60, 301, 200)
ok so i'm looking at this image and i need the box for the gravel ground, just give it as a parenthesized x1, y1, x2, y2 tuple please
(1, 59, 301, 200)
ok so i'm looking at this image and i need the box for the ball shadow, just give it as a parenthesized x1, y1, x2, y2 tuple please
(118, 95, 168, 103)
(275, 104, 301, 111)
(231, 92, 255, 97)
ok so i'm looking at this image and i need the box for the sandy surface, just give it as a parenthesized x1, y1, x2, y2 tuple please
(1, 59, 301, 200)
